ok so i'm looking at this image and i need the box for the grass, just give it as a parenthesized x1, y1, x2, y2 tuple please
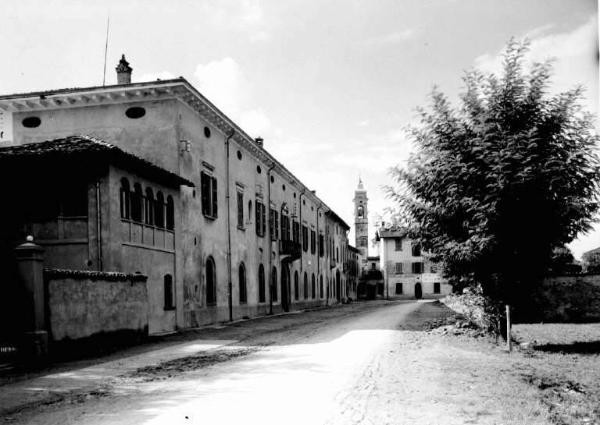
(511, 323, 600, 425)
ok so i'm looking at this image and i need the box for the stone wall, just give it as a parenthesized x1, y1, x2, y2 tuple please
(45, 269, 148, 341)
(537, 274, 600, 322)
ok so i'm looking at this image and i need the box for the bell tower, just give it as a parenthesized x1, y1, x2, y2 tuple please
(353, 177, 368, 259)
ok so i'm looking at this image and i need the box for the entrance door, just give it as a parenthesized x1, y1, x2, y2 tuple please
(336, 270, 341, 302)
(414, 282, 422, 299)
(281, 265, 290, 312)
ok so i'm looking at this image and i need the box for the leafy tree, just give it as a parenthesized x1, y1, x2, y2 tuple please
(388, 40, 600, 319)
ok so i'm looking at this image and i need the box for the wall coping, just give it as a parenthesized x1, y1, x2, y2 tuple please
(44, 268, 148, 283)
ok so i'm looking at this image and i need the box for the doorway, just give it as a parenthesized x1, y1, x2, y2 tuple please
(414, 282, 422, 299)
(281, 264, 290, 312)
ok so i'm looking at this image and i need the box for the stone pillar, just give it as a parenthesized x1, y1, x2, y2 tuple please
(15, 236, 48, 360)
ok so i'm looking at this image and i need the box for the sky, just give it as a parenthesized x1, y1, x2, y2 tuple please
(1, 0, 598, 259)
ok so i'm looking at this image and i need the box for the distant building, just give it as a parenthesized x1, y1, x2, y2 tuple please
(582, 247, 600, 273)
(353, 178, 369, 263)
(375, 225, 451, 299)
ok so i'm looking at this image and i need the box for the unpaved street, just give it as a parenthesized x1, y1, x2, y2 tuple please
(2, 301, 553, 425)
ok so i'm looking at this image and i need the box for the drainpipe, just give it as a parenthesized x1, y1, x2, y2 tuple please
(267, 161, 276, 315)
(225, 129, 235, 322)
(298, 189, 306, 272)
(95, 181, 103, 271)
(316, 204, 322, 300)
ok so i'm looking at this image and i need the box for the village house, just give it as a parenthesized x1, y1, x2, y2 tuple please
(375, 225, 452, 299)
(0, 56, 353, 349)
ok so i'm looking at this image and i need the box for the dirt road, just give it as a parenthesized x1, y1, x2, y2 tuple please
(2, 301, 553, 425)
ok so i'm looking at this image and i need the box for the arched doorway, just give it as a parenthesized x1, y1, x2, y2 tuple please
(414, 282, 422, 299)
(281, 264, 290, 312)
(336, 270, 341, 302)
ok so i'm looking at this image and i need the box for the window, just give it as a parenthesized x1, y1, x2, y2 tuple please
(166, 195, 174, 230)
(311, 273, 316, 298)
(395, 239, 402, 251)
(336, 247, 339, 262)
(237, 191, 244, 229)
(411, 242, 421, 257)
(430, 264, 438, 274)
(201, 171, 218, 219)
(281, 209, 290, 241)
(258, 264, 266, 303)
(319, 275, 323, 298)
(61, 183, 87, 217)
(294, 271, 299, 300)
(303, 272, 308, 299)
(359, 236, 368, 247)
(395, 263, 403, 274)
(255, 201, 266, 237)
(206, 257, 216, 306)
(239, 263, 247, 304)
(302, 225, 308, 252)
(120, 178, 130, 219)
(357, 205, 364, 218)
(271, 267, 278, 301)
(164, 274, 175, 309)
(125, 107, 146, 119)
(319, 234, 324, 257)
(144, 188, 154, 225)
(131, 183, 143, 222)
(269, 208, 279, 240)
(434, 282, 441, 294)
(293, 221, 300, 244)
(155, 191, 165, 228)
(412, 262, 424, 274)
(310, 230, 316, 254)
(395, 282, 403, 295)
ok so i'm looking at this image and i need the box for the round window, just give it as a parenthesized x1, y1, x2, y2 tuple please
(22, 116, 41, 128)
(270, 176, 275, 183)
(204, 126, 211, 138)
(125, 107, 146, 119)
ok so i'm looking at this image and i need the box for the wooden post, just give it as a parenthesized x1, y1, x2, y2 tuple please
(506, 304, 512, 352)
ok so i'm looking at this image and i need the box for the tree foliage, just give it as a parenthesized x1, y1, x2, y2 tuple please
(388, 40, 600, 311)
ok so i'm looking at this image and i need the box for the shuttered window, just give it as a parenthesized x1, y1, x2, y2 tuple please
(201, 171, 218, 219)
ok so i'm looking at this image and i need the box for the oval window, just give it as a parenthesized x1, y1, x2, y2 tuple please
(125, 107, 146, 119)
(204, 126, 211, 138)
(257, 165, 262, 174)
(282, 184, 286, 191)
(270, 176, 275, 183)
(22, 116, 41, 128)
(237, 150, 242, 160)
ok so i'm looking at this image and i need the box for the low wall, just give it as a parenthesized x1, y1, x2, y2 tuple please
(537, 274, 600, 322)
(45, 269, 149, 341)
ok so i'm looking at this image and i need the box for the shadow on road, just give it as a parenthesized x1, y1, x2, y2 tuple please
(534, 341, 600, 355)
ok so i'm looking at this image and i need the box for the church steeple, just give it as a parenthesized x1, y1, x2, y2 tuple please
(353, 177, 368, 259)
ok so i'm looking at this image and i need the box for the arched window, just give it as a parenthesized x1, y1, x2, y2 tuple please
(271, 266, 278, 302)
(164, 274, 174, 309)
(311, 273, 316, 299)
(131, 183, 143, 222)
(248, 200, 253, 225)
(239, 263, 247, 304)
(258, 264, 265, 303)
(303, 272, 308, 300)
(166, 195, 175, 230)
(319, 275, 323, 298)
(294, 271, 299, 300)
(155, 191, 165, 228)
(206, 257, 216, 306)
(144, 187, 154, 225)
(119, 178, 130, 219)
(357, 205, 364, 218)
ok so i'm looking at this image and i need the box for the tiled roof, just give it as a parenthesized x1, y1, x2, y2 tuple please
(377, 225, 408, 239)
(0, 135, 194, 188)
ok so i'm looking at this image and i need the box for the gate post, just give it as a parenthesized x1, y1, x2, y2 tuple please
(15, 236, 48, 360)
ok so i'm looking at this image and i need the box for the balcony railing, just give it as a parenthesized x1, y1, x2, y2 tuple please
(279, 239, 301, 261)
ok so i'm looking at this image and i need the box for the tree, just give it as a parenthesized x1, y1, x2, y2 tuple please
(388, 40, 600, 319)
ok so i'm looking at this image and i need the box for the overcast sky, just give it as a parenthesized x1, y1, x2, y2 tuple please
(1, 0, 598, 258)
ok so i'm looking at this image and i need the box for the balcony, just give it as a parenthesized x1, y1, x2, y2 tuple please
(279, 239, 301, 262)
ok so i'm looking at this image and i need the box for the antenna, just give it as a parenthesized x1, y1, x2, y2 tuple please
(102, 16, 110, 86)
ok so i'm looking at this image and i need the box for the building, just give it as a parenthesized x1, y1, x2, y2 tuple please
(0, 56, 352, 340)
(375, 225, 452, 299)
(353, 177, 369, 263)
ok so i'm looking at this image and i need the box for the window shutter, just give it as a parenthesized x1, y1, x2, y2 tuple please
(237, 192, 244, 227)
(211, 177, 218, 217)
(201, 173, 209, 215)
(261, 205, 266, 236)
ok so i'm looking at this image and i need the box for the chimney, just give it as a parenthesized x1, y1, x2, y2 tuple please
(254, 137, 264, 147)
(116, 54, 133, 84)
